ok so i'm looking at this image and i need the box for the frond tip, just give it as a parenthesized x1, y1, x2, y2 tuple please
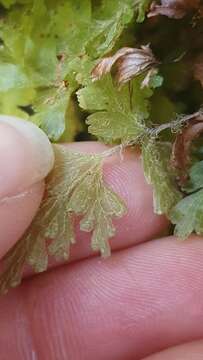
(0, 145, 127, 294)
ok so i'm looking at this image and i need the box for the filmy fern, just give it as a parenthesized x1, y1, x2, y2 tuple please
(1, 0, 203, 292)
(0, 145, 126, 293)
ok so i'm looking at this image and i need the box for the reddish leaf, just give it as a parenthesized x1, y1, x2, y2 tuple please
(171, 115, 203, 185)
(148, 0, 200, 19)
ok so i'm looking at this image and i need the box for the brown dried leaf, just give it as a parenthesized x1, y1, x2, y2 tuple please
(92, 47, 135, 81)
(91, 45, 159, 85)
(171, 114, 203, 185)
(148, 0, 200, 19)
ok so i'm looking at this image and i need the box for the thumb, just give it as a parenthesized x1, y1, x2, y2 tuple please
(0, 115, 54, 258)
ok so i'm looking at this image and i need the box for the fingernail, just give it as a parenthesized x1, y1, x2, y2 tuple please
(0, 115, 54, 198)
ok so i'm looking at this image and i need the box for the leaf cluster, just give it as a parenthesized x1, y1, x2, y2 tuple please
(1, 0, 203, 292)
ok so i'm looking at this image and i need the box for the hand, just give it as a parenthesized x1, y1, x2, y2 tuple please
(0, 117, 203, 360)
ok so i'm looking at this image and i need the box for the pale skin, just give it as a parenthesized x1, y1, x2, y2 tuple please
(0, 125, 203, 359)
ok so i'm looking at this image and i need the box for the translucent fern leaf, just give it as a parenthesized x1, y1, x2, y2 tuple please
(0, 145, 127, 293)
(170, 189, 203, 239)
(135, 0, 151, 22)
(182, 161, 203, 193)
(142, 139, 182, 214)
(77, 75, 150, 144)
(68, 163, 127, 256)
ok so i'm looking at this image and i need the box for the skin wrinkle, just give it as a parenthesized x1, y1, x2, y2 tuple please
(0, 181, 44, 257)
(21, 276, 59, 360)
(0, 187, 37, 204)
(14, 279, 41, 360)
(0, 288, 36, 360)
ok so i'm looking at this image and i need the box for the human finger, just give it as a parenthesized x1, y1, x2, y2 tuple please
(0, 115, 54, 258)
(1, 236, 203, 359)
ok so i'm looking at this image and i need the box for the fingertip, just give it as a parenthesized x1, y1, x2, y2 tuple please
(0, 115, 54, 257)
(0, 116, 54, 198)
